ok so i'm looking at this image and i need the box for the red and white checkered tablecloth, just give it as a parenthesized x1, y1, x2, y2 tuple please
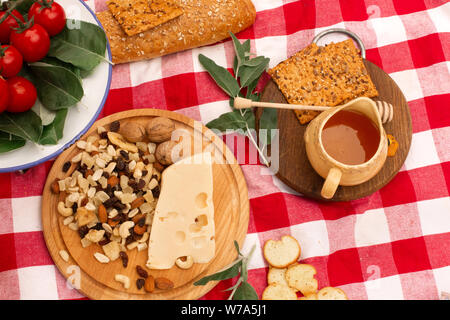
(0, 0, 449, 300)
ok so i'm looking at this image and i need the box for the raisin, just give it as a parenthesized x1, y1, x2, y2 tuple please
(119, 251, 128, 268)
(152, 185, 160, 198)
(104, 196, 119, 208)
(114, 202, 126, 210)
(136, 265, 148, 278)
(78, 225, 88, 238)
(125, 235, 134, 245)
(136, 278, 145, 290)
(138, 217, 146, 227)
(91, 223, 103, 231)
(100, 131, 108, 139)
(116, 158, 125, 171)
(71, 202, 78, 213)
(142, 170, 148, 177)
(120, 150, 129, 160)
(110, 121, 120, 132)
(62, 161, 71, 173)
(98, 238, 111, 246)
(143, 158, 149, 165)
(137, 179, 145, 190)
(102, 171, 110, 179)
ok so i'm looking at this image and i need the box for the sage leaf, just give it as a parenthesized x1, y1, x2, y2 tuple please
(198, 54, 240, 97)
(30, 64, 84, 110)
(48, 20, 107, 72)
(0, 110, 42, 143)
(39, 109, 68, 145)
(206, 109, 255, 133)
(239, 57, 270, 88)
(0, 131, 26, 154)
(259, 108, 278, 145)
(242, 56, 269, 67)
(230, 32, 246, 67)
(234, 240, 243, 256)
(233, 281, 259, 300)
(194, 260, 242, 286)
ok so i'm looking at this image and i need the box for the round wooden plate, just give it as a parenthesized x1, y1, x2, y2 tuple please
(42, 109, 249, 299)
(260, 60, 412, 201)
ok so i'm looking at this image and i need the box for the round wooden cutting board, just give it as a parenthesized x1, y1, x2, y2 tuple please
(42, 109, 249, 300)
(260, 60, 412, 201)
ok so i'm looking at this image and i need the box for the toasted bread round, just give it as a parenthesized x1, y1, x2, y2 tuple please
(262, 283, 298, 300)
(299, 293, 318, 300)
(285, 263, 318, 296)
(263, 235, 301, 268)
(267, 267, 290, 287)
(317, 287, 348, 300)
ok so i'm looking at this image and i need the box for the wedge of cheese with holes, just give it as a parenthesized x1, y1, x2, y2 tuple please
(146, 152, 215, 269)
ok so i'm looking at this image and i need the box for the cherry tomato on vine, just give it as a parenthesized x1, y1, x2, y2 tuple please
(0, 9, 25, 44)
(10, 23, 50, 62)
(0, 77, 8, 113)
(28, 0, 66, 37)
(0, 45, 23, 78)
(6, 76, 37, 113)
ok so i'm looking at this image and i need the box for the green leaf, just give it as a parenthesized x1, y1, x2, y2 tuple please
(39, 57, 82, 79)
(31, 101, 57, 126)
(233, 281, 259, 300)
(0, 110, 42, 143)
(234, 240, 243, 256)
(39, 109, 68, 145)
(48, 20, 107, 72)
(239, 57, 270, 88)
(242, 56, 269, 67)
(259, 108, 278, 145)
(30, 64, 84, 110)
(230, 32, 245, 67)
(0, 131, 26, 153)
(206, 109, 255, 133)
(194, 260, 242, 286)
(198, 54, 240, 98)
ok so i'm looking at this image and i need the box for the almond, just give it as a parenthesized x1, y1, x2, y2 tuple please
(132, 213, 145, 224)
(134, 224, 146, 235)
(98, 204, 107, 223)
(144, 275, 155, 293)
(155, 277, 174, 290)
(51, 180, 60, 194)
(107, 175, 119, 187)
(130, 197, 145, 209)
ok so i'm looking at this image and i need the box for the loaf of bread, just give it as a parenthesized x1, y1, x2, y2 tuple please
(96, 0, 256, 64)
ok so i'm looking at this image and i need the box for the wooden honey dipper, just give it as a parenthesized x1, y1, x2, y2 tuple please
(234, 97, 394, 124)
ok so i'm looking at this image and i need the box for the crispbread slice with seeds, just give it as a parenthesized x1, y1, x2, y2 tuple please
(268, 39, 378, 124)
(107, 0, 183, 36)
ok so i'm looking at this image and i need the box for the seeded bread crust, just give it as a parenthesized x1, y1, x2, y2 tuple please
(268, 39, 379, 125)
(97, 0, 256, 64)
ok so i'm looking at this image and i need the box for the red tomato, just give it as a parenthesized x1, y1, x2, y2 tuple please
(0, 77, 8, 113)
(10, 23, 50, 62)
(6, 76, 37, 113)
(28, 1, 66, 37)
(0, 45, 23, 78)
(0, 10, 25, 44)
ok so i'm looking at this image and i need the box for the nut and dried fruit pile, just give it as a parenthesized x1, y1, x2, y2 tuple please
(52, 116, 182, 292)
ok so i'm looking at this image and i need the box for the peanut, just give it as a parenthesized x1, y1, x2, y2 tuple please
(98, 204, 107, 223)
(155, 277, 174, 290)
(144, 275, 155, 293)
(130, 197, 145, 209)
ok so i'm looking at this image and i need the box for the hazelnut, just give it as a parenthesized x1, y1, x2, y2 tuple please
(119, 122, 146, 143)
(146, 117, 175, 143)
(155, 140, 183, 165)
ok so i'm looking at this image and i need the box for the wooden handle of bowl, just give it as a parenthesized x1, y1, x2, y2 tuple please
(321, 168, 342, 199)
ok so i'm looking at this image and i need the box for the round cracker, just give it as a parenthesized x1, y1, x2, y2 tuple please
(262, 283, 298, 300)
(263, 235, 301, 268)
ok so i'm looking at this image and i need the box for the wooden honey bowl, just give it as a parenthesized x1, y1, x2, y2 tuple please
(304, 97, 388, 199)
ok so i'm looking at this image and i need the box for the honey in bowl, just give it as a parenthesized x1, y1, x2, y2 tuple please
(321, 110, 380, 165)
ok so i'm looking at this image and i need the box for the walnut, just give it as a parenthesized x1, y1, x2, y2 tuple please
(146, 117, 175, 143)
(119, 122, 146, 143)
